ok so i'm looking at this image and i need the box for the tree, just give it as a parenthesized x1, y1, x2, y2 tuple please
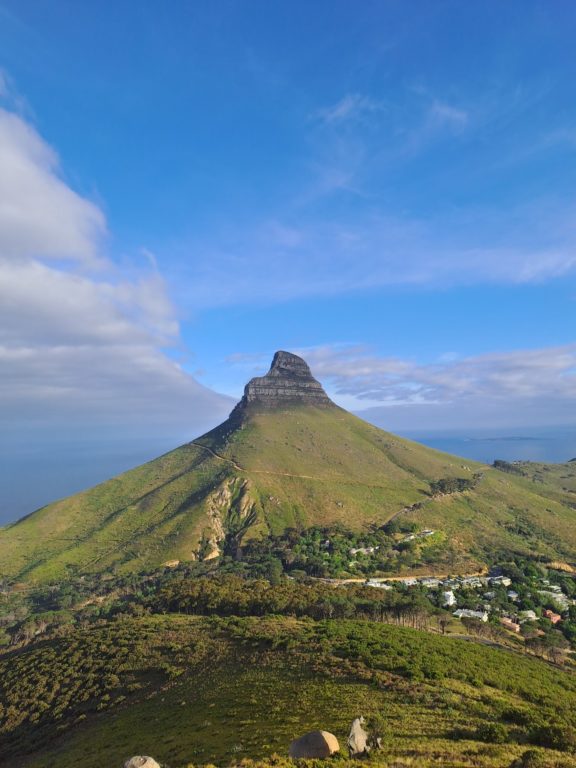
(265, 558, 283, 586)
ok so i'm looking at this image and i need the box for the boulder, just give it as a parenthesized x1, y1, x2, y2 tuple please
(289, 730, 340, 758)
(124, 758, 161, 768)
(348, 716, 369, 757)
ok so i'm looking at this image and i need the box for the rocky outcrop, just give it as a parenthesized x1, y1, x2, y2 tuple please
(348, 716, 369, 757)
(232, 351, 335, 415)
(124, 758, 160, 768)
(203, 480, 232, 559)
(288, 730, 340, 758)
(203, 477, 257, 560)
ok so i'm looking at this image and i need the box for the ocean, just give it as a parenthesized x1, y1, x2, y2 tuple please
(401, 426, 576, 465)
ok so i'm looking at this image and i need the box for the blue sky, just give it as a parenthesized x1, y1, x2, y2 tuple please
(0, 1, 575, 521)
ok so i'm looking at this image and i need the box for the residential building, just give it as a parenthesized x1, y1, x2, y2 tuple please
(500, 617, 521, 633)
(421, 577, 442, 588)
(489, 576, 512, 587)
(365, 580, 392, 590)
(543, 609, 562, 624)
(538, 591, 569, 609)
(453, 609, 488, 622)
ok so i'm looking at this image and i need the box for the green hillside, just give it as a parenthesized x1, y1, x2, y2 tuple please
(1, 404, 576, 583)
(4, 614, 576, 768)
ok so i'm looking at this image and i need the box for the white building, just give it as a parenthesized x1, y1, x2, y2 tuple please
(489, 576, 512, 587)
(365, 580, 392, 590)
(538, 590, 570, 609)
(421, 577, 442, 588)
(349, 546, 378, 556)
(461, 576, 485, 588)
(442, 590, 456, 607)
(453, 609, 488, 622)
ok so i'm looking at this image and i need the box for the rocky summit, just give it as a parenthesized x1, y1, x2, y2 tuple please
(232, 350, 335, 412)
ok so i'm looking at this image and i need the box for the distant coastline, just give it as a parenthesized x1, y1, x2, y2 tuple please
(463, 435, 541, 443)
(400, 426, 576, 464)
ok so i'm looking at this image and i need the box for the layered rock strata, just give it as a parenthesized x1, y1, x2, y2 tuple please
(232, 351, 335, 414)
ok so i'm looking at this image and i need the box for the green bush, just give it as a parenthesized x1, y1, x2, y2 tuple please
(511, 749, 550, 768)
(476, 720, 509, 744)
(530, 723, 576, 752)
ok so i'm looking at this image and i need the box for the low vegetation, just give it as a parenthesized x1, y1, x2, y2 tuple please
(4, 613, 576, 768)
(2, 550, 576, 659)
(1, 403, 576, 767)
(3, 559, 576, 768)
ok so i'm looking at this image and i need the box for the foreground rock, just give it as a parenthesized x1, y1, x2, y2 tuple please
(348, 716, 369, 757)
(289, 730, 340, 758)
(124, 758, 160, 768)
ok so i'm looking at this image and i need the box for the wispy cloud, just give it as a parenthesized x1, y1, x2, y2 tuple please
(0, 70, 9, 98)
(297, 343, 576, 407)
(166, 76, 576, 309)
(312, 93, 384, 125)
(175, 200, 576, 308)
(396, 93, 471, 154)
(0, 68, 32, 119)
(228, 343, 576, 430)
(542, 127, 576, 149)
(429, 99, 469, 129)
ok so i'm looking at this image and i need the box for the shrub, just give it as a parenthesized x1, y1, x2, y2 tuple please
(476, 720, 509, 744)
(530, 723, 576, 752)
(511, 749, 549, 768)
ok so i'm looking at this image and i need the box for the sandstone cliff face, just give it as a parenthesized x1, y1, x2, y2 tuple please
(203, 477, 256, 560)
(233, 351, 335, 413)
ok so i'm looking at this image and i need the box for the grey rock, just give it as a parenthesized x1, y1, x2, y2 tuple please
(348, 716, 370, 757)
(289, 730, 340, 758)
(232, 351, 336, 415)
(124, 758, 161, 768)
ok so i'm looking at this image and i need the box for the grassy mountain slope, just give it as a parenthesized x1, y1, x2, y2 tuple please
(4, 614, 576, 768)
(1, 406, 576, 583)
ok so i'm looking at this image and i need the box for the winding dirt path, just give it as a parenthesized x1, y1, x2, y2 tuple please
(190, 441, 430, 489)
(191, 441, 353, 482)
(312, 568, 488, 585)
(191, 442, 245, 472)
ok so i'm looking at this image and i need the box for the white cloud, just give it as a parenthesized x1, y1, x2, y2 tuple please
(299, 343, 576, 402)
(0, 106, 232, 441)
(0, 109, 106, 265)
(226, 343, 576, 430)
(289, 343, 576, 430)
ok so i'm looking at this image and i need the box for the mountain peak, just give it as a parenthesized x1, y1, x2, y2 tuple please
(233, 350, 335, 413)
(269, 350, 314, 377)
